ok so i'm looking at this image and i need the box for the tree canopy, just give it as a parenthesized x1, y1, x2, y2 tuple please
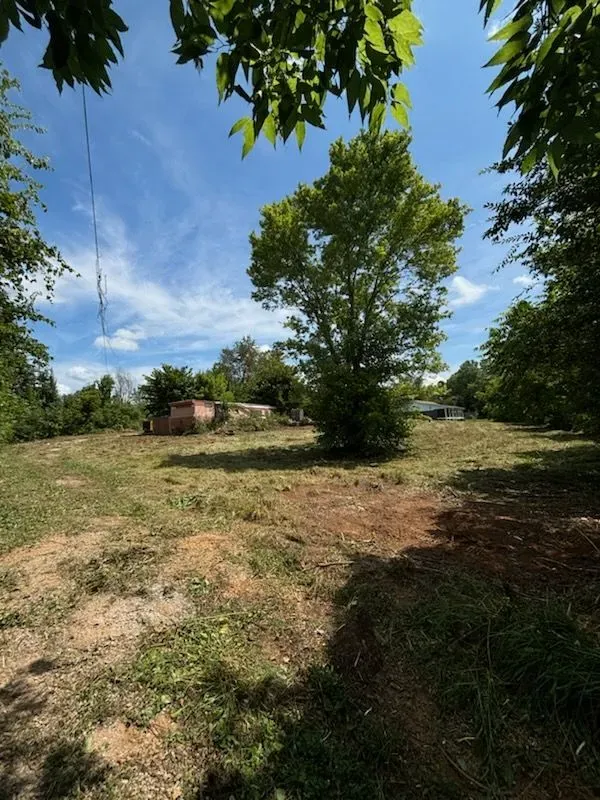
(480, 0, 600, 174)
(481, 142, 600, 432)
(249, 130, 466, 453)
(446, 360, 487, 414)
(0, 67, 70, 442)
(2, 1, 599, 165)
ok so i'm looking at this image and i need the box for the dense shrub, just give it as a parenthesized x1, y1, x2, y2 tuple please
(222, 412, 288, 433)
(1, 373, 143, 444)
(311, 372, 411, 456)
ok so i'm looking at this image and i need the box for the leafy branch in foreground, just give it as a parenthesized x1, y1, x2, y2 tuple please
(3, 1, 600, 167)
(481, 0, 600, 173)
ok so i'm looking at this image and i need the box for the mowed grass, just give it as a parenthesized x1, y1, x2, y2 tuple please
(0, 420, 593, 554)
(1, 421, 600, 799)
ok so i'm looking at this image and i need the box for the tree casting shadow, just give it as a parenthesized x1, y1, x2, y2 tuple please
(191, 440, 600, 799)
(160, 444, 386, 473)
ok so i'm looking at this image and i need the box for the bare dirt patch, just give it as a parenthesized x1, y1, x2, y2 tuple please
(0, 531, 107, 602)
(283, 481, 443, 558)
(164, 530, 258, 600)
(55, 476, 87, 488)
(88, 715, 188, 799)
(89, 713, 177, 765)
(64, 587, 190, 656)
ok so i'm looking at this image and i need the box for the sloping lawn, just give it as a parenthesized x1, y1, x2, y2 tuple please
(1, 421, 599, 799)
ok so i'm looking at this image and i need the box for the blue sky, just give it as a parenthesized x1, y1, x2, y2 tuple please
(2, 0, 533, 393)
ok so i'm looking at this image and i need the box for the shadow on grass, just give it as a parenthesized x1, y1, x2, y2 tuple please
(39, 739, 108, 799)
(191, 550, 600, 800)
(160, 443, 378, 473)
(450, 443, 600, 509)
(179, 440, 600, 799)
(0, 659, 110, 800)
(426, 444, 600, 592)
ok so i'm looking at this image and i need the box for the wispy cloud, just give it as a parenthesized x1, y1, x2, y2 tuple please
(513, 274, 536, 287)
(51, 204, 287, 359)
(55, 361, 158, 394)
(449, 275, 495, 308)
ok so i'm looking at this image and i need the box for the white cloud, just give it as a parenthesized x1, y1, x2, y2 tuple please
(94, 326, 146, 352)
(57, 383, 72, 396)
(513, 274, 535, 287)
(422, 370, 453, 386)
(51, 206, 288, 357)
(65, 365, 99, 384)
(449, 275, 494, 308)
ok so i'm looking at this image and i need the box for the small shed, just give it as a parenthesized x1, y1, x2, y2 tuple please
(409, 400, 465, 421)
(147, 399, 276, 435)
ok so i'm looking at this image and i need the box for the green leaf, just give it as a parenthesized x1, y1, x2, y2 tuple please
(536, 28, 562, 65)
(364, 18, 386, 53)
(547, 140, 563, 178)
(262, 114, 277, 146)
(242, 120, 255, 158)
(520, 145, 540, 173)
(0, 13, 9, 43)
(295, 119, 306, 149)
(389, 10, 422, 40)
(229, 116, 251, 137)
(368, 101, 386, 133)
(502, 122, 522, 158)
(211, 0, 236, 19)
(346, 69, 361, 113)
(485, 34, 528, 67)
(216, 53, 230, 100)
(106, 9, 129, 34)
(391, 101, 408, 128)
(489, 13, 532, 42)
(481, 0, 503, 25)
(169, 0, 185, 33)
(365, 4, 384, 23)
(487, 62, 522, 94)
(302, 104, 324, 128)
(3, 0, 21, 29)
(496, 77, 527, 109)
(315, 30, 326, 61)
(392, 82, 411, 108)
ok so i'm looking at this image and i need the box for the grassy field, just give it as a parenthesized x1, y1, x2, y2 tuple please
(1, 421, 599, 799)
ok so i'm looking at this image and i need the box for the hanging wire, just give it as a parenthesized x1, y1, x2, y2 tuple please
(82, 85, 109, 369)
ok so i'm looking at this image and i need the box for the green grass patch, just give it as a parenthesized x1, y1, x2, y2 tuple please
(408, 577, 600, 789)
(0, 609, 25, 629)
(246, 535, 304, 578)
(39, 738, 114, 799)
(127, 605, 402, 800)
(169, 489, 276, 524)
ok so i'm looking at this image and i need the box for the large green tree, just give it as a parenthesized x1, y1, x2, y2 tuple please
(446, 359, 487, 415)
(0, 67, 70, 442)
(139, 364, 198, 417)
(215, 336, 263, 399)
(2, 1, 598, 165)
(482, 143, 600, 431)
(249, 131, 466, 454)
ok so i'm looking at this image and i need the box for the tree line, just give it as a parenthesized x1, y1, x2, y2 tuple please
(1, 335, 307, 443)
(436, 141, 600, 436)
(2, 53, 599, 452)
